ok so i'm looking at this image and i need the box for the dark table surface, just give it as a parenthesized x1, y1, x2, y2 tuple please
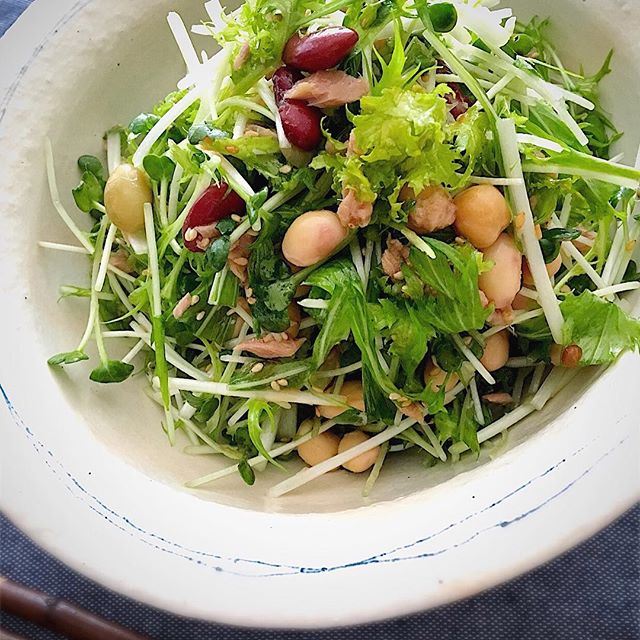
(1, 2, 639, 639)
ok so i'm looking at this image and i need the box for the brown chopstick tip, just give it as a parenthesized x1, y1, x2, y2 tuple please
(0, 577, 150, 640)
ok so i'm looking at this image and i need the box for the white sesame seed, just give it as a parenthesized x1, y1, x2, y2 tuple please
(196, 311, 206, 321)
(277, 379, 289, 387)
(271, 381, 281, 391)
(251, 363, 265, 373)
(231, 214, 242, 222)
(190, 295, 200, 306)
(280, 332, 289, 341)
(279, 164, 292, 174)
(245, 288, 253, 298)
(247, 297, 257, 305)
(184, 228, 197, 242)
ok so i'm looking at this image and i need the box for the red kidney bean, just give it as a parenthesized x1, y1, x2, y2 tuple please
(272, 66, 303, 107)
(182, 183, 245, 252)
(278, 101, 323, 151)
(447, 83, 471, 119)
(283, 27, 359, 72)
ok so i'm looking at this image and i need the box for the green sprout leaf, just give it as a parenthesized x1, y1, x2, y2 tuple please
(72, 172, 104, 214)
(89, 360, 135, 384)
(48, 351, 90, 367)
(206, 236, 231, 273)
(238, 459, 256, 485)
(188, 122, 227, 145)
(143, 154, 177, 182)
(428, 2, 457, 33)
(130, 113, 161, 135)
(77, 155, 105, 182)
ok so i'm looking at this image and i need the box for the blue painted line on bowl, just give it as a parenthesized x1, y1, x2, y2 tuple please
(0, 0, 95, 125)
(1, 380, 629, 579)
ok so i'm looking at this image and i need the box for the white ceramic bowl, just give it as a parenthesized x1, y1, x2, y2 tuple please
(1, 0, 639, 629)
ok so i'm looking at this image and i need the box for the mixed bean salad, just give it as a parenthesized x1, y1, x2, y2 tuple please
(43, 0, 640, 496)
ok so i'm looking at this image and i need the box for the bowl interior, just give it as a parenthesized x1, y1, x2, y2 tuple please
(2, 0, 638, 515)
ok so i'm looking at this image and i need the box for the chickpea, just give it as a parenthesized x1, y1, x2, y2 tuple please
(522, 255, 562, 286)
(297, 419, 340, 467)
(478, 233, 522, 310)
(453, 185, 511, 249)
(104, 164, 152, 234)
(424, 359, 459, 395)
(282, 210, 347, 267)
(338, 431, 379, 473)
(480, 331, 510, 372)
(317, 379, 365, 420)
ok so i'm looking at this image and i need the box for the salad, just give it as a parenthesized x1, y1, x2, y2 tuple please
(42, 0, 640, 497)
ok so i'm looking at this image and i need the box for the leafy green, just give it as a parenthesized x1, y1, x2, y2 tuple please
(561, 291, 640, 365)
(89, 360, 135, 383)
(247, 400, 283, 468)
(370, 299, 435, 379)
(407, 240, 491, 334)
(238, 459, 256, 485)
(434, 392, 479, 454)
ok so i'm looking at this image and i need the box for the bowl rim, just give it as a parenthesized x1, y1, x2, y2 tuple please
(1, 0, 639, 628)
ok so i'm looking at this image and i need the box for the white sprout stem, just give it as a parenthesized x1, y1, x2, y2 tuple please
(362, 442, 389, 498)
(133, 86, 201, 166)
(559, 242, 609, 293)
(530, 367, 579, 411)
(144, 204, 162, 318)
(263, 185, 305, 213)
(217, 97, 275, 121)
(363, 238, 374, 289)
(469, 176, 524, 186)
(482, 309, 545, 338)
(315, 362, 363, 378)
(559, 194, 573, 227)
(268, 419, 417, 498)
(422, 424, 447, 462)
(229, 304, 254, 328)
(516, 134, 564, 154)
(167, 12, 200, 74)
(167, 377, 346, 407)
(299, 317, 317, 331)
(602, 223, 626, 286)
(486, 72, 515, 99)
(469, 376, 485, 426)
(298, 298, 330, 310)
(506, 356, 540, 368)
(187, 419, 340, 488)
(522, 163, 639, 190)
(158, 179, 169, 227)
(228, 400, 250, 427)
(512, 367, 528, 406)
(350, 238, 367, 287)
(452, 335, 495, 385)
(498, 118, 564, 343)
(593, 282, 640, 298)
(39, 241, 88, 255)
(94, 224, 118, 292)
(106, 130, 122, 175)
(167, 164, 185, 224)
(396, 227, 436, 259)
(450, 403, 536, 456)
(528, 363, 546, 396)
(232, 112, 248, 139)
(219, 354, 257, 365)
(122, 339, 146, 364)
(44, 139, 94, 254)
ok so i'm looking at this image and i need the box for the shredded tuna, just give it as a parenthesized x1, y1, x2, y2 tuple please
(483, 392, 513, 405)
(237, 337, 306, 359)
(244, 124, 277, 139)
(228, 233, 254, 285)
(337, 189, 373, 229)
(382, 238, 409, 281)
(109, 249, 134, 274)
(172, 293, 193, 320)
(406, 186, 457, 235)
(400, 402, 425, 423)
(233, 42, 251, 71)
(285, 70, 369, 108)
(347, 130, 361, 157)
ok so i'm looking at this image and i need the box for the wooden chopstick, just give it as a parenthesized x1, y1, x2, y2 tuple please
(0, 577, 150, 640)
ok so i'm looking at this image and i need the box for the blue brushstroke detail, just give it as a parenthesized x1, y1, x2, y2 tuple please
(1, 380, 628, 579)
